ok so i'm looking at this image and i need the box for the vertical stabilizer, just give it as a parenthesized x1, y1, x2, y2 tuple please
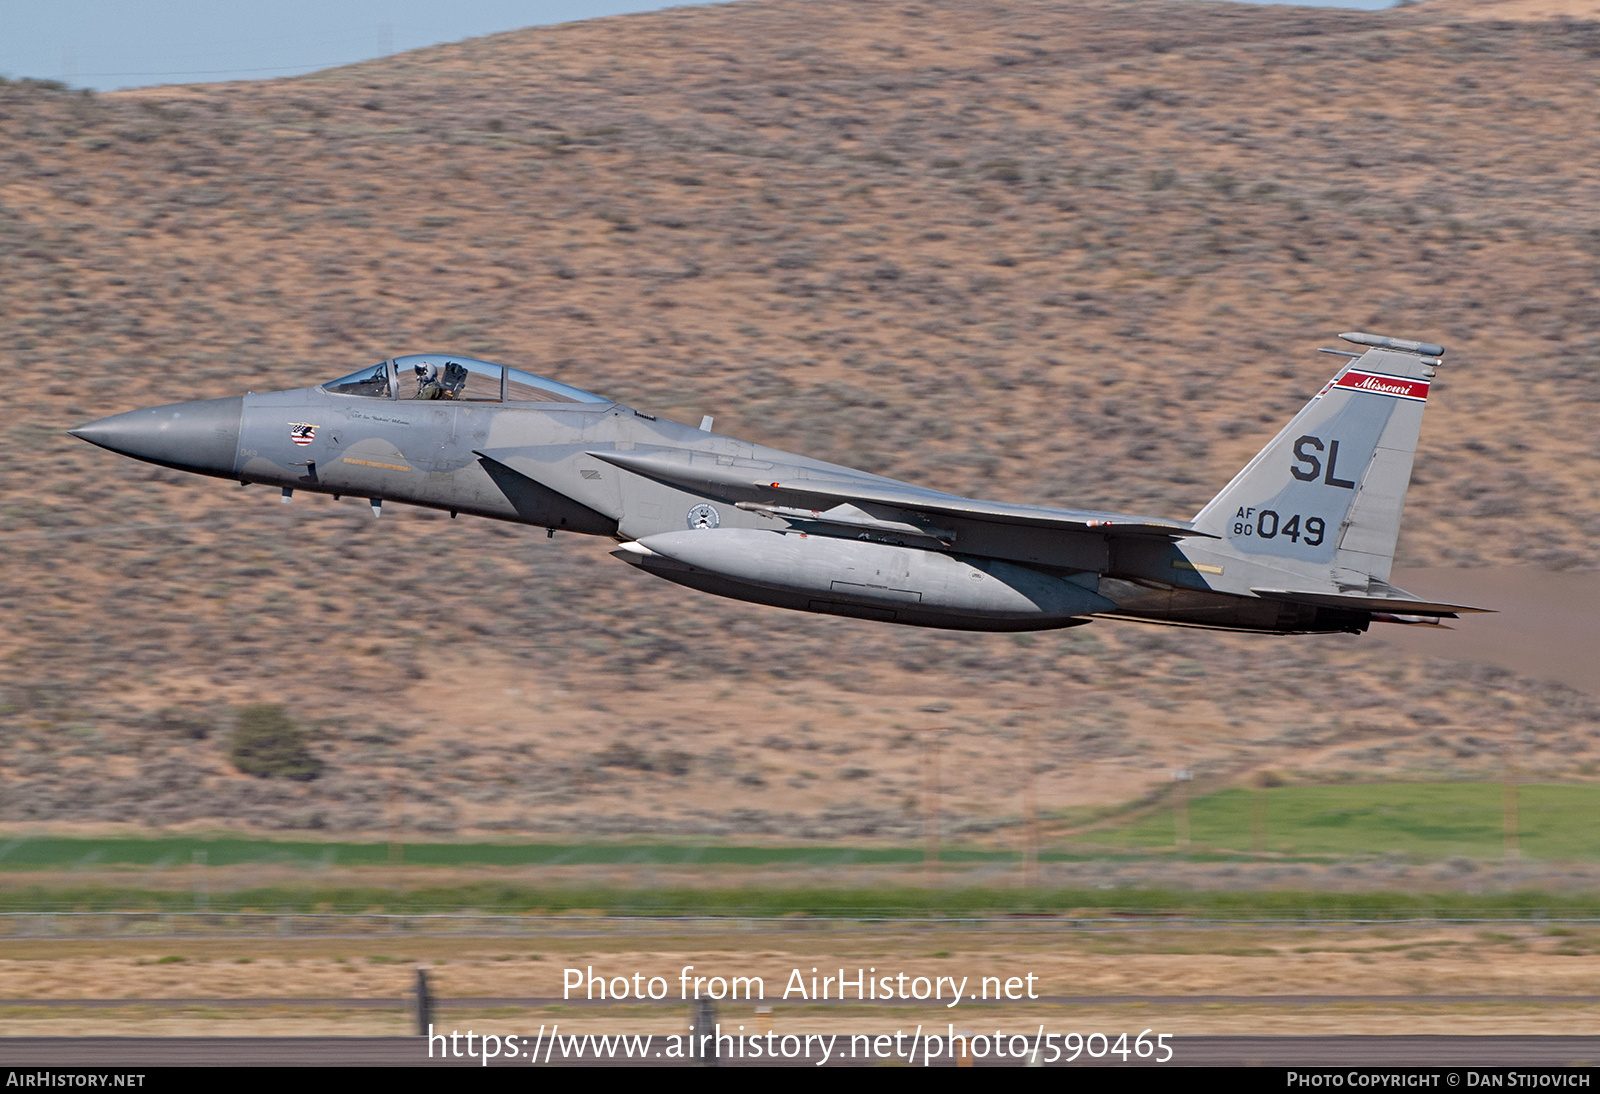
(1191, 333, 1442, 594)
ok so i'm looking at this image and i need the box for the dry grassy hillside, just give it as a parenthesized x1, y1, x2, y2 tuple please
(1, 0, 1597, 841)
(1424, 0, 1600, 20)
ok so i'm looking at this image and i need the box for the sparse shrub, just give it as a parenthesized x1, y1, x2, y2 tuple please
(1208, 172, 1239, 197)
(595, 743, 693, 775)
(152, 707, 211, 740)
(230, 705, 322, 781)
(1112, 86, 1183, 111)
(596, 741, 653, 770)
(981, 159, 1023, 183)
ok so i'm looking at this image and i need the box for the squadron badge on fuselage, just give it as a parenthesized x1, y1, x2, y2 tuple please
(686, 503, 720, 530)
(290, 423, 317, 446)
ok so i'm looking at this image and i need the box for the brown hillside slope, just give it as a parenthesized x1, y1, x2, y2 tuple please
(0, 0, 1596, 840)
(1422, 0, 1600, 21)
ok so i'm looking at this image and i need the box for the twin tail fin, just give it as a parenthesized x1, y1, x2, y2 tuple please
(1188, 332, 1481, 616)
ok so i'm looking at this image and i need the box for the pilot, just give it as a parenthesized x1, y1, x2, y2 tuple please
(414, 361, 445, 400)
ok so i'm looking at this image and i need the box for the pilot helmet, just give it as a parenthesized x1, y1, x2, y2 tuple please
(414, 361, 438, 380)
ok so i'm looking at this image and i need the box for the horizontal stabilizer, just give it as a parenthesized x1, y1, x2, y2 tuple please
(1251, 587, 1492, 618)
(589, 449, 1216, 540)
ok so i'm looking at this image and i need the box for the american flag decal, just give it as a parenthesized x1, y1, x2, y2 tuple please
(1331, 370, 1430, 402)
(290, 423, 317, 446)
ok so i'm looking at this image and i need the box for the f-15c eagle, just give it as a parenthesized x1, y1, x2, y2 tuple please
(71, 332, 1484, 633)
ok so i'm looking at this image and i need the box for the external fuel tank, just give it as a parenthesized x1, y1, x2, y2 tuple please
(614, 528, 1114, 630)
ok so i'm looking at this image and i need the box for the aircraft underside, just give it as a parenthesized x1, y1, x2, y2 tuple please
(629, 555, 1371, 635)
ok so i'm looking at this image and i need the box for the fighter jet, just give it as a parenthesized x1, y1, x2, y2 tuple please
(69, 332, 1484, 633)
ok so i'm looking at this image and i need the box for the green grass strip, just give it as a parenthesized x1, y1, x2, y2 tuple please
(1099, 783, 1600, 858)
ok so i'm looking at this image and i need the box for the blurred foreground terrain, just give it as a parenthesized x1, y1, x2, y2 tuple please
(8, 924, 1600, 1038)
(1, 0, 1597, 846)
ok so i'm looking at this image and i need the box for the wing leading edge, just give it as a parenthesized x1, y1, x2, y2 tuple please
(588, 449, 1217, 541)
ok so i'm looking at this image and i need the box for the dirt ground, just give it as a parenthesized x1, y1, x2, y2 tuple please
(11, 849, 1600, 894)
(3, 924, 1600, 1037)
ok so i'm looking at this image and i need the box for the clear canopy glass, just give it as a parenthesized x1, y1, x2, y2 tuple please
(322, 362, 391, 398)
(396, 355, 502, 402)
(319, 355, 609, 404)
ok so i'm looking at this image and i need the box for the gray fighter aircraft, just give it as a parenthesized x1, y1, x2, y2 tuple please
(69, 332, 1484, 633)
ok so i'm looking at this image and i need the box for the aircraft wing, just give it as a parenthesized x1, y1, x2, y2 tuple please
(1250, 587, 1493, 618)
(589, 449, 1216, 540)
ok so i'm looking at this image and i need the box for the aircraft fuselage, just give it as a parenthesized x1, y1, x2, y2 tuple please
(71, 337, 1484, 635)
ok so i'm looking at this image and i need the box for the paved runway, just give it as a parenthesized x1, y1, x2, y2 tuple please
(2, 1036, 1598, 1066)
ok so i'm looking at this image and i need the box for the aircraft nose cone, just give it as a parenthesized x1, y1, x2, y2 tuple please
(70, 396, 244, 478)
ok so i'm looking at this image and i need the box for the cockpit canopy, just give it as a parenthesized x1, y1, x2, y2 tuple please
(321, 355, 609, 404)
